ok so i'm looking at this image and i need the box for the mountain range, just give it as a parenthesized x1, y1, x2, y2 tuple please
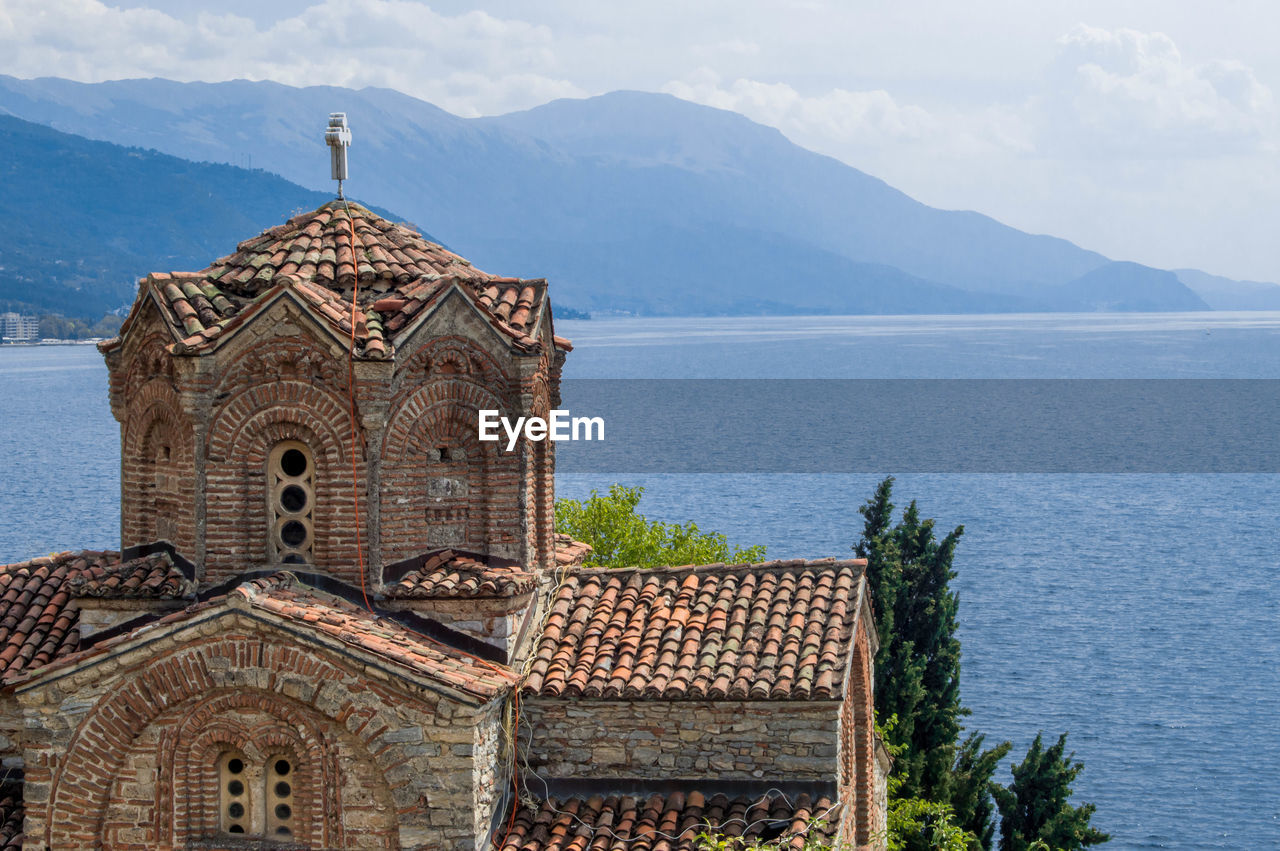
(1, 74, 1276, 317)
(0, 114, 405, 317)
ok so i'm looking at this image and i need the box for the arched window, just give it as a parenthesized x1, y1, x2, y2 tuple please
(268, 441, 314, 563)
(217, 751, 298, 839)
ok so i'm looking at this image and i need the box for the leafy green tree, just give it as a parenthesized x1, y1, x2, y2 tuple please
(887, 798, 973, 851)
(556, 484, 766, 567)
(855, 477, 965, 802)
(879, 718, 979, 851)
(992, 733, 1109, 851)
(38, 313, 90, 339)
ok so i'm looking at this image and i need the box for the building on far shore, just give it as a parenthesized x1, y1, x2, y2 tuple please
(0, 313, 38, 343)
(0, 128, 889, 850)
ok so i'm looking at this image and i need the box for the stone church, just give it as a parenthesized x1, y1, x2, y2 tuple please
(0, 182, 888, 848)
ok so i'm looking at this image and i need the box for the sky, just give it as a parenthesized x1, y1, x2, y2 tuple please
(1, 0, 1278, 282)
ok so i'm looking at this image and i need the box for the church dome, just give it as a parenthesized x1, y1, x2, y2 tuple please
(118, 200, 551, 359)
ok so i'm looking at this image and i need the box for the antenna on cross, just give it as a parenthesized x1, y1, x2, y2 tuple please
(325, 113, 352, 199)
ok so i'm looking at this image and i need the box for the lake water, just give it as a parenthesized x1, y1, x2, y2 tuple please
(3, 311, 1279, 849)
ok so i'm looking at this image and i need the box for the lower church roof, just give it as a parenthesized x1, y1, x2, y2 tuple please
(0, 553, 517, 701)
(0, 784, 20, 851)
(384, 549, 539, 599)
(498, 791, 837, 851)
(523, 559, 867, 701)
(0, 549, 182, 679)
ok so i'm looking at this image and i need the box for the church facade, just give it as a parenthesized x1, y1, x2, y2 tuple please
(0, 200, 888, 849)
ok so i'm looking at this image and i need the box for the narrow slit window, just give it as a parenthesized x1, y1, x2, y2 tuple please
(219, 752, 251, 835)
(268, 441, 314, 563)
(266, 756, 296, 839)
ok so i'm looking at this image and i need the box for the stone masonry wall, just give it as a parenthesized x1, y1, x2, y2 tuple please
(521, 699, 839, 781)
(17, 612, 507, 850)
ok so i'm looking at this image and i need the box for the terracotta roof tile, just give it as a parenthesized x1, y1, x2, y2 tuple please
(67, 551, 193, 599)
(233, 573, 517, 699)
(385, 550, 537, 599)
(139, 202, 548, 359)
(553, 534, 593, 567)
(524, 559, 865, 701)
(0, 550, 192, 681)
(0, 785, 21, 851)
(499, 791, 837, 851)
(16, 570, 516, 700)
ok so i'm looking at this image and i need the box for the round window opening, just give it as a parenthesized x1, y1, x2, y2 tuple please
(228, 780, 244, 796)
(275, 759, 292, 776)
(280, 521, 307, 547)
(227, 758, 244, 774)
(275, 804, 292, 820)
(280, 484, 308, 513)
(280, 448, 308, 477)
(228, 802, 245, 818)
(275, 781, 292, 797)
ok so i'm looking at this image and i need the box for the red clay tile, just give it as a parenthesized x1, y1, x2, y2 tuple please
(523, 560, 865, 701)
(115, 201, 556, 361)
(498, 792, 836, 851)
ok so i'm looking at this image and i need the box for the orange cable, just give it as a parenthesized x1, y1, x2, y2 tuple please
(342, 201, 374, 613)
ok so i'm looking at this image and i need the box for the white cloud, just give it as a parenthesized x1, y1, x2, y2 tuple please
(0, 0, 586, 115)
(663, 68, 936, 147)
(1042, 24, 1277, 156)
(660, 67, 1032, 183)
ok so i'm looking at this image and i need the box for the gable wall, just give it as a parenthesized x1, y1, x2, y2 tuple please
(16, 615, 510, 850)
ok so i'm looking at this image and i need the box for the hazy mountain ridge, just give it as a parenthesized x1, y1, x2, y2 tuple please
(1174, 269, 1280, 310)
(0, 75, 1262, 315)
(0, 114, 406, 317)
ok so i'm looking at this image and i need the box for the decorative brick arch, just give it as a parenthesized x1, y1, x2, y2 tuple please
(119, 332, 175, 401)
(391, 334, 514, 403)
(159, 690, 349, 846)
(205, 382, 365, 583)
(382, 360, 521, 564)
(45, 631, 414, 849)
(121, 379, 196, 552)
(212, 334, 346, 399)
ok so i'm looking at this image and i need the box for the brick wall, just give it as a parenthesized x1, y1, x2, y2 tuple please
(839, 631, 878, 847)
(380, 338, 523, 566)
(520, 699, 840, 781)
(107, 292, 560, 585)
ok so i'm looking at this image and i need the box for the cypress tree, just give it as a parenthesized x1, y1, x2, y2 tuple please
(951, 732, 1012, 850)
(992, 733, 1110, 851)
(856, 477, 965, 802)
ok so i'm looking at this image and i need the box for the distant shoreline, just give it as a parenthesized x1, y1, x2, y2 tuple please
(0, 339, 105, 347)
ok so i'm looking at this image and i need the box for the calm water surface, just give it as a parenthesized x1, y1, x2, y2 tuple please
(2, 311, 1279, 849)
